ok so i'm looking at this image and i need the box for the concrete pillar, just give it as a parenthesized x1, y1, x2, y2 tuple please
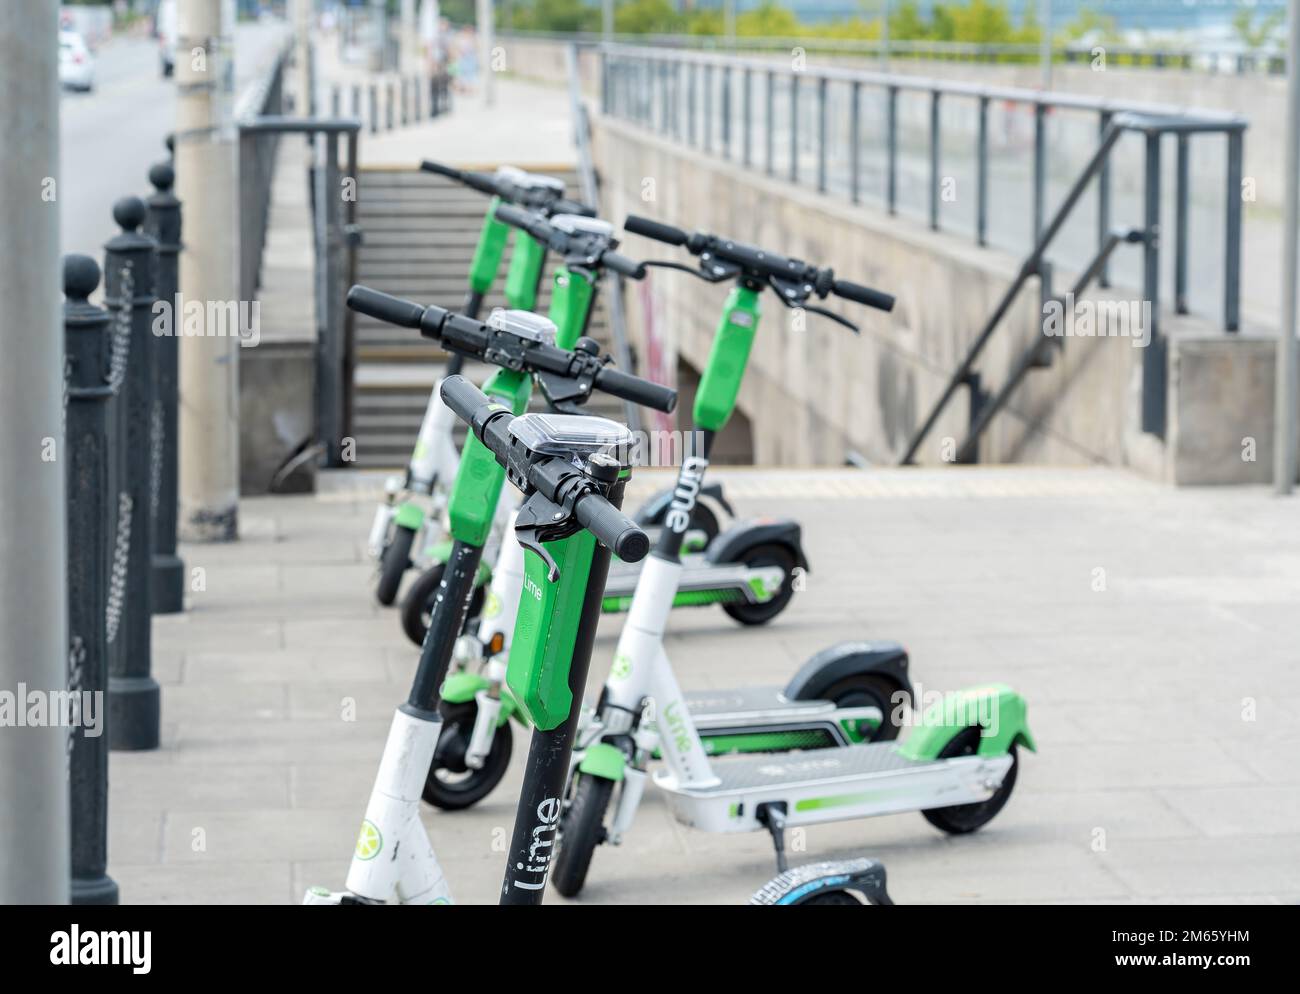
(400, 0, 418, 74)
(1277, 0, 1300, 494)
(478, 0, 495, 107)
(176, 0, 240, 541)
(294, 0, 313, 116)
(0, 0, 70, 904)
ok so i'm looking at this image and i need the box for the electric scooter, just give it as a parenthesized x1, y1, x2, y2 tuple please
(425, 203, 812, 628)
(413, 211, 913, 817)
(314, 296, 887, 905)
(549, 217, 1035, 897)
(393, 207, 716, 647)
(307, 368, 653, 904)
(371, 163, 594, 605)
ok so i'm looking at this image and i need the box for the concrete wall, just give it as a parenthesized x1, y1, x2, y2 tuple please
(595, 114, 1290, 482)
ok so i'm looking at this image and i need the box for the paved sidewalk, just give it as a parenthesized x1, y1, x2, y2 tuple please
(109, 466, 1300, 904)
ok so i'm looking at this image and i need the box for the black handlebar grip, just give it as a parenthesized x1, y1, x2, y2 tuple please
(419, 159, 462, 181)
(552, 197, 596, 218)
(624, 214, 689, 247)
(576, 495, 649, 563)
(346, 285, 425, 328)
(594, 366, 677, 413)
(601, 251, 646, 280)
(833, 279, 896, 313)
(438, 375, 495, 433)
(493, 202, 548, 239)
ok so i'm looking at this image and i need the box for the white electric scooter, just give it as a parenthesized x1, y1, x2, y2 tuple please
(548, 218, 1036, 898)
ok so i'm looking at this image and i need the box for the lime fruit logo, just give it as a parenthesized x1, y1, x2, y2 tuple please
(611, 654, 632, 680)
(484, 590, 501, 619)
(355, 819, 382, 861)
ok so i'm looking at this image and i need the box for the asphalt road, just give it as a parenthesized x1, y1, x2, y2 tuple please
(59, 21, 289, 265)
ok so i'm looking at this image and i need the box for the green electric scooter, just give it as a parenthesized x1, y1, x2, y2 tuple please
(370, 163, 594, 606)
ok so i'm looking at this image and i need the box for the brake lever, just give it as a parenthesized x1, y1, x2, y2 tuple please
(514, 491, 569, 581)
(803, 303, 861, 334)
(766, 276, 861, 333)
(639, 259, 730, 284)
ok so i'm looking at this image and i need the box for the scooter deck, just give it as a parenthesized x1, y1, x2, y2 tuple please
(683, 685, 880, 744)
(602, 560, 783, 601)
(653, 743, 1013, 834)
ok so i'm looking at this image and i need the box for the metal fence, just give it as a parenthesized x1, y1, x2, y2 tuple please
(509, 30, 1288, 76)
(598, 43, 1249, 459)
(600, 44, 1245, 333)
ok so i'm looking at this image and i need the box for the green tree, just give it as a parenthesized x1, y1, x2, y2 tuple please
(511, 0, 601, 33)
(614, 0, 686, 35)
(1232, 7, 1285, 51)
(888, 0, 931, 41)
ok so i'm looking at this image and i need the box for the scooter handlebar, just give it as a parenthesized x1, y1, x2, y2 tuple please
(419, 159, 499, 197)
(624, 214, 689, 247)
(438, 375, 496, 432)
(576, 492, 649, 563)
(437, 375, 649, 562)
(601, 251, 645, 280)
(593, 366, 676, 413)
(346, 285, 426, 329)
(553, 197, 597, 218)
(493, 202, 552, 242)
(832, 279, 895, 313)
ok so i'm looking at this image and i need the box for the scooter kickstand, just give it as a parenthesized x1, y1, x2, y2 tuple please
(756, 802, 790, 874)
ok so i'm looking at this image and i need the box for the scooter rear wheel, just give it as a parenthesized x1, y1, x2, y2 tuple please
(721, 544, 798, 626)
(422, 708, 513, 810)
(551, 774, 614, 898)
(921, 726, 1019, 834)
(376, 525, 416, 606)
(810, 673, 907, 743)
(400, 562, 486, 647)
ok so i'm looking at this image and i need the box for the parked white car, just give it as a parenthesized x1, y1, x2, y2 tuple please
(157, 0, 177, 77)
(58, 31, 95, 93)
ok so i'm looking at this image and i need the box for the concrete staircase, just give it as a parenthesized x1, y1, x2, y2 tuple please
(352, 166, 620, 470)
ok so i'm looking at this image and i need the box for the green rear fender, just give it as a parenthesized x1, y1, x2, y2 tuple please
(898, 683, 1036, 760)
(578, 742, 626, 782)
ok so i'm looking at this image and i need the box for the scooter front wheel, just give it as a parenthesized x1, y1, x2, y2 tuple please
(422, 707, 513, 810)
(551, 774, 613, 898)
(921, 726, 1019, 834)
(376, 525, 416, 606)
(400, 562, 486, 647)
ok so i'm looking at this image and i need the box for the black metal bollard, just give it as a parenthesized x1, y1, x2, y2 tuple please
(64, 255, 122, 906)
(369, 83, 378, 134)
(386, 80, 394, 130)
(145, 163, 184, 615)
(103, 197, 161, 752)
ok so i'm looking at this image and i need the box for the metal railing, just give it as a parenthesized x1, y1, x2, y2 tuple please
(507, 30, 1288, 76)
(599, 43, 1248, 460)
(236, 39, 292, 308)
(327, 73, 453, 135)
(238, 42, 364, 468)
